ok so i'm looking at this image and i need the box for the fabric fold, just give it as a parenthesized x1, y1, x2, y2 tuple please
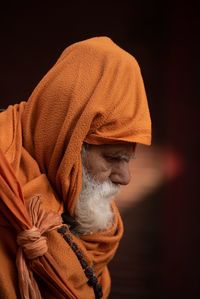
(0, 36, 151, 298)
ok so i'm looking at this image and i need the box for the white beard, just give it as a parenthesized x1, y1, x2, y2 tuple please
(74, 162, 120, 235)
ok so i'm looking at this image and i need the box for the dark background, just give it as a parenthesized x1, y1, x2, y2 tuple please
(0, 1, 200, 298)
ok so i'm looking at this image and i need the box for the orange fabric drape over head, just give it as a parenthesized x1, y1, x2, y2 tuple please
(0, 36, 151, 298)
(22, 36, 151, 214)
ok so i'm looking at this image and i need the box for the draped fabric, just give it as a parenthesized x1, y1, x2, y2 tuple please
(0, 36, 151, 298)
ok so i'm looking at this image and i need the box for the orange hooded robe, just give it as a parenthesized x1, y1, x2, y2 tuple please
(0, 36, 151, 298)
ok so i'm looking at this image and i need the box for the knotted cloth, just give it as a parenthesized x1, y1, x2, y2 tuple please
(0, 149, 74, 299)
(0, 36, 151, 298)
(16, 195, 62, 299)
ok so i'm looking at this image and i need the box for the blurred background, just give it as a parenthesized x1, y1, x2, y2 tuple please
(0, 1, 199, 298)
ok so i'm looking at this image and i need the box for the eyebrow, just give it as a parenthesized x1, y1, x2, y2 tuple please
(120, 154, 136, 159)
(109, 153, 136, 161)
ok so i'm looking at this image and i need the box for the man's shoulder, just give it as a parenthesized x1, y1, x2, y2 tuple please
(0, 102, 25, 157)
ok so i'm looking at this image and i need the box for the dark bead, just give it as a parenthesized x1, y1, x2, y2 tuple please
(88, 275, 98, 286)
(76, 251, 83, 260)
(71, 242, 78, 251)
(85, 267, 94, 278)
(63, 234, 72, 244)
(95, 288, 103, 299)
(94, 283, 102, 294)
(57, 226, 67, 234)
(80, 258, 88, 269)
(61, 212, 78, 227)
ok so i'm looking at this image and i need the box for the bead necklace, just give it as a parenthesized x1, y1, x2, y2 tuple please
(57, 213, 103, 299)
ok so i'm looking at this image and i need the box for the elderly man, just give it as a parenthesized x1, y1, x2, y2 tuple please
(0, 36, 151, 299)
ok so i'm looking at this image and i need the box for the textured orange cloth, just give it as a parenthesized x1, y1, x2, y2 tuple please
(0, 36, 151, 298)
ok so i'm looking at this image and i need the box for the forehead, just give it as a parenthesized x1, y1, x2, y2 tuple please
(86, 142, 136, 155)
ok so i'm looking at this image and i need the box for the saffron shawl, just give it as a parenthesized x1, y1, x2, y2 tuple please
(0, 36, 151, 298)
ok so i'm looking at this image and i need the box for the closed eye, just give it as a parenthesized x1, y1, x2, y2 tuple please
(104, 155, 131, 163)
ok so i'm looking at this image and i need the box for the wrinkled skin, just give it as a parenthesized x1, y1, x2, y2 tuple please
(83, 143, 136, 185)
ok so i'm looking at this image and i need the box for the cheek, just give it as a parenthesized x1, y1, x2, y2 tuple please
(85, 157, 111, 182)
(95, 167, 111, 182)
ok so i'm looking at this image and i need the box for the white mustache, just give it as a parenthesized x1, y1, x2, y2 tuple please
(82, 170, 120, 200)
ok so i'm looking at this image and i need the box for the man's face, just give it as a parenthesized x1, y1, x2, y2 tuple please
(74, 143, 136, 234)
(82, 143, 136, 185)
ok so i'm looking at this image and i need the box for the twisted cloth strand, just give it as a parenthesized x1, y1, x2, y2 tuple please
(16, 196, 63, 299)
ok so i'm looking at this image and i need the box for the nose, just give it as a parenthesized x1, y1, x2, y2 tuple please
(109, 162, 131, 186)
